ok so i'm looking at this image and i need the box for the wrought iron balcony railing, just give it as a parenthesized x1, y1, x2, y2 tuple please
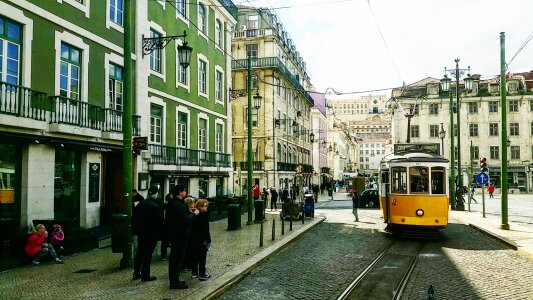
(238, 161, 264, 171)
(231, 57, 314, 105)
(149, 144, 231, 168)
(277, 162, 297, 172)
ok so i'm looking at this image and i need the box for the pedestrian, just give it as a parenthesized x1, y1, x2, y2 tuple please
(469, 185, 478, 204)
(261, 187, 269, 210)
(132, 185, 163, 282)
(320, 183, 324, 195)
(352, 190, 359, 222)
(182, 197, 196, 272)
(166, 185, 198, 290)
(335, 181, 340, 193)
(487, 183, 495, 199)
(191, 199, 212, 281)
(160, 193, 173, 261)
(25, 224, 64, 265)
(49, 224, 65, 258)
(281, 187, 289, 204)
(132, 189, 144, 209)
(252, 183, 260, 201)
(270, 187, 278, 211)
(312, 184, 319, 203)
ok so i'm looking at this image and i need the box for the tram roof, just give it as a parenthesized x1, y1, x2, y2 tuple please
(381, 152, 449, 164)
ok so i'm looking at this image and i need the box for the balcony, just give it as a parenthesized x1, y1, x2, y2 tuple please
(231, 57, 314, 105)
(239, 161, 264, 171)
(0, 81, 48, 121)
(321, 167, 331, 174)
(0, 81, 143, 137)
(233, 28, 275, 39)
(149, 144, 231, 168)
(277, 162, 296, 172)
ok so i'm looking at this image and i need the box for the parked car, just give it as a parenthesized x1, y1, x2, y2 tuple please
(358, 189, 379, 208)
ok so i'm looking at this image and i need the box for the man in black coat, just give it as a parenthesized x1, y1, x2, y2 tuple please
(132, 185, 163, 282)
(166, 185, 198, 290)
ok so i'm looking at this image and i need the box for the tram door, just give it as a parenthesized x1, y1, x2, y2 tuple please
(380, 171, 390, 223)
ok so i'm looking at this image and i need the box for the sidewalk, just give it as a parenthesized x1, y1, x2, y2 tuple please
(449, 209, 533, 260)
(0, 205, 326, 300)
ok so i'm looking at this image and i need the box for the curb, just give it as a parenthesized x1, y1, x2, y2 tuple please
(187, 216, 325, 300)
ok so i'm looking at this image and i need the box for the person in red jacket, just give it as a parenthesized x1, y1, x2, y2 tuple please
(487, 183, 495, 199)
(252, 184, 260, 200)
(25, 224, 64, 265)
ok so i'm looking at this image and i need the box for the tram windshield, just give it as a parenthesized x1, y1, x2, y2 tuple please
(409, 166, 429, 194)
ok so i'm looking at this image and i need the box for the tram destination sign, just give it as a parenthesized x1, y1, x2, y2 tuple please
(394, 143, 440, 155)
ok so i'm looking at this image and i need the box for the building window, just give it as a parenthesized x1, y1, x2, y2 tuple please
(176, 0, 186, 17)
(509, 100, 519, 112)
(471, 146, 479, 160)
(429, 124, 439, 138)
(177, 112, 187, 147)
(215, 69, 223, 102)
(429, 103, 438, 115)
(59, 43, 81, 100)
(510, 146, 520, 160)
(109, 0, 123, 26)
(246, 44, 258, 58)
(245, 107, 258, 128)
(489, 101, 498, 113)
(108, 63, 123, 111)
(468, 103, 478, 114)
(0, 17, 22, 85)
(198, 59, 207, 95)
(530, 100, 533, 112)
(150, 104, 163, 144)
(177, 62, 188, 86)
(509, 123, 519, 136)
(149, 30, 162, 72)
(215, 123, 223, 153)
(489, 123, 499, 136)
(410, 125, 419, 138)
(215, 19, 222, 48)
(198, 4, 206, 34)
(490, 146, 499, 160)
(469, 124, 478, 137)
(198, 118, 207, 150)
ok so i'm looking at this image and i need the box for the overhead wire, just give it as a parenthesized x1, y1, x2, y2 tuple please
(506, 29, 533, 70)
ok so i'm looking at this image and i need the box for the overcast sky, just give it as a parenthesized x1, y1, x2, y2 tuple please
(237, 0, 533, 98)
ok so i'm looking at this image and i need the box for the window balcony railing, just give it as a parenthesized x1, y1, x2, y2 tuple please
(277, 162, 297, 172)
(50, 95, 103, 130)
(231, 57, 314, 105)
(0, 81, 48, 121)
(321, 167, 330, 174)
(302, 164, 314, 174)
(233, 28, 274, 39)
(238, 161, 264, 171)
(149, 144, 231, 168)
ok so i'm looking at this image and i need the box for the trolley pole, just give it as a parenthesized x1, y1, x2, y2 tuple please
(500, 32, 509, 230)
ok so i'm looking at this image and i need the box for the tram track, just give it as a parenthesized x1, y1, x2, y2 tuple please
(338, 240, 425, 300)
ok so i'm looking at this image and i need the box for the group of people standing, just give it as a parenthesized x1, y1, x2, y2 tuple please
(251, 183, 322, 211)
(131, 185, 211, 290)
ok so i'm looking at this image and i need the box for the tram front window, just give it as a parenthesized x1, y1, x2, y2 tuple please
(409, 166, 429, 194)
(431, 167, 446, 194)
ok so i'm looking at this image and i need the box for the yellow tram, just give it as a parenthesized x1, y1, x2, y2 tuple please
(379, 143, 449, 234)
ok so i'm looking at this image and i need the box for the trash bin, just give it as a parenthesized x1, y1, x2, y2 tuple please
(254, 200, 265, 223)
(111, 214, 130, 253)
(304, 194, 314, 217)
(227, 204, 241, 230)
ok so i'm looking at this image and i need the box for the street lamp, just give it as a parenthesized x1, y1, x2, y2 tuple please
(438, 122, 446, 156)
(441, 58, 472, 211)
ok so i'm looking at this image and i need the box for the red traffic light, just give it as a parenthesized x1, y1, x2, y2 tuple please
(480, 157, 487, 164)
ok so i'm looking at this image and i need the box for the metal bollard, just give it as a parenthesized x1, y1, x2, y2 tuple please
(290, 215, 293, 231)
(260, 221, 264, 247)
(281, 216, 285, 235)
(272, 219, 276, 241)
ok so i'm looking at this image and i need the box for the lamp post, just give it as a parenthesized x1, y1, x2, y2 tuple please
(246, 54, 262, 225)
(438, 123, 446, 156)
(500, 32, 509, 230)
(440, 59, 473, 211)
(120, 0, 193, 267)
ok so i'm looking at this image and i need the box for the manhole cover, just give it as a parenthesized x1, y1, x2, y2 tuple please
(73, 269, 97, 274)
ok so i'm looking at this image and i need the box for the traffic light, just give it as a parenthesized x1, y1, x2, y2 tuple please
(480, 157, 488, 173)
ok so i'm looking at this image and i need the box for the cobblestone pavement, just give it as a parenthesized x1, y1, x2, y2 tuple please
(220, 203, 533, 300)
(0, 209, 317, 300)
(467, 192, 533, 231)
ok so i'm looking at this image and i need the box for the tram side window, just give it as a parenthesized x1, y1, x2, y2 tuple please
(431, 167, 446, 194)
(409, 166, 429, 194)
(391, 167, 407, 194)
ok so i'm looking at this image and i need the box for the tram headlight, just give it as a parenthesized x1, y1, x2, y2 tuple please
(416, 209, 424, 217)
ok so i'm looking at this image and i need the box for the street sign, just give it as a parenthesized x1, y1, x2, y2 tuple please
(476, 172, 490, 185)
(133, 137, 148, 151)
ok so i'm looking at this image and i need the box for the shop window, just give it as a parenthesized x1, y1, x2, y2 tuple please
(54, 149, 81, 221)
(0, 144, 18, 219)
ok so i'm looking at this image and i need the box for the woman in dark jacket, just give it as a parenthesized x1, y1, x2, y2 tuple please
(190, 199, 212, 281)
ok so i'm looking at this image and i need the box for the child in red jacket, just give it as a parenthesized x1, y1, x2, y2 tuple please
(25, 224, 64, 265)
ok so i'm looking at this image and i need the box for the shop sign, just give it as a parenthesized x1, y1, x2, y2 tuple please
(88, 163, 100, 203)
